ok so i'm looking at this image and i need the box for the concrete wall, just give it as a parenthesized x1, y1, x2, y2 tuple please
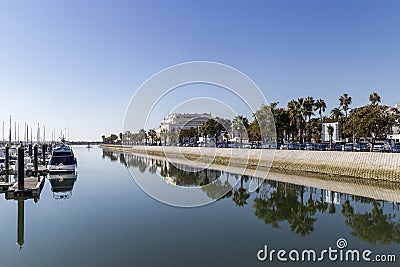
(101, 145, 400, 182)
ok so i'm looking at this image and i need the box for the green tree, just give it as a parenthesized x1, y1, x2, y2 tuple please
(314, 99, 327, 122)
(148, 129, 157, 145)
(288, 98, 306, 143)
(343, 104, 394, 140)
(199, 119, 225, 144)
(232, 115, 249, 143)
(330, 107, 344, 121)
(339, 93, 352, 117)
(369, 92, 381, 105)
(179, 127, 198, 144)
(327, 125, 334, 150)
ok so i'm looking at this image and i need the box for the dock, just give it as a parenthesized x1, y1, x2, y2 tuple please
(5, 177, 46, 198)
(0, 182, 14, 193)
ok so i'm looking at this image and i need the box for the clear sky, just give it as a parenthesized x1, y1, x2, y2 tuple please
(1, 0, 399, 141)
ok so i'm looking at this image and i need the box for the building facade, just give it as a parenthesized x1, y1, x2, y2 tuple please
(159, 113, 212, 144)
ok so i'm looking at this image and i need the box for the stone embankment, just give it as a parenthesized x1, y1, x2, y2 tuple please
(100, 144, 400, 182)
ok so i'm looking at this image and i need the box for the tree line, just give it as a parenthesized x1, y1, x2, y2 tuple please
(102, 92, 399, 145)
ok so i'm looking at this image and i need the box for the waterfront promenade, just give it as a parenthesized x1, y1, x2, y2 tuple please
(100, 145, 400, 182)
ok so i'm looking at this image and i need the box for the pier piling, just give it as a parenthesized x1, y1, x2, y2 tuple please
(5, 144, 10, 172)
(28, 144, 32, 157)
(42, 143, 46, 165)
(33, 145, 38, 172)
(18, 145, 24, 191)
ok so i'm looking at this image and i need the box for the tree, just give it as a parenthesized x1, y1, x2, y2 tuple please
(232, 115, 249, 143)
(327, 125, 334, 150)
(101, 135, 106, 143)
(288, 98, 306, 143)
(179, 127, 198, 144)
(343, 104, 395, 141)
(138, 129, 146, 145)
(248, 118, 260, 145)
(339, 93, 352, 117)
(160, 128, 168, 145)
(254, 104, 277, 143)
(314, 99, 327, 122)
(109, 134, 118, 143)
(304, 96, 315, 142)
(330, 107, 344, 121)
(199, 119, 225, 144)
(147, 129, 157, 145)
(272, 107, 292, 142)
(369, 92, 381, 105)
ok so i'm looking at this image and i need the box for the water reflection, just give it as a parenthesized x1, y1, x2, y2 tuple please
(48, 172, 78, 199)
(102, 148, 400, 244)
(1, 181, 41, 250)
(0, 171, 78, 250)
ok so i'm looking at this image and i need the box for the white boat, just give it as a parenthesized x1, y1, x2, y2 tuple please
(47, 142, 77, 173)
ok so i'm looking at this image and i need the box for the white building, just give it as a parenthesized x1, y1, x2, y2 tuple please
(159, 113, 212, 144)
(321, 122, 340, 143)
(160, 113, 211, 133)
(388, 102, 400, 143)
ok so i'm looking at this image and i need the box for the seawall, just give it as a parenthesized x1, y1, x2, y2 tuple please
(100, 144, 400, 182)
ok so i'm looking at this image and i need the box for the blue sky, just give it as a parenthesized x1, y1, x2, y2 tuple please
(0, 0, 399, 141)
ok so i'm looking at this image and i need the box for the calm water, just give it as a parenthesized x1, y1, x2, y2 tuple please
(1, 146, 399, 267)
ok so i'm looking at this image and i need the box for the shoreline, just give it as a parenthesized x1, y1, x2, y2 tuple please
(99, 144, 400, 183)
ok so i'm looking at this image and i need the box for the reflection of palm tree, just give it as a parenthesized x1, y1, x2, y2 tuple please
(328, 191, 336, 214)
(253, 186, 297, 228)
(289, 186, 316, 236)
(233, 177, 250, 207)
(201, 179, 233, 200)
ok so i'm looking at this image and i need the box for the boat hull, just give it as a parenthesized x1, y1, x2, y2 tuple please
(47, 164, 76, 173)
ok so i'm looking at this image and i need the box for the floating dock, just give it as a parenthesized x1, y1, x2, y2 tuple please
(5, 177, 45, 198)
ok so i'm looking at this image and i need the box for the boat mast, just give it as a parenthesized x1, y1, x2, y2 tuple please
(9, 115, 11, 145)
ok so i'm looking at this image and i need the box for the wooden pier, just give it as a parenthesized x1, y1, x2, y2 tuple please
(5, 177, 45, 198)
(0, 182, 14, 193)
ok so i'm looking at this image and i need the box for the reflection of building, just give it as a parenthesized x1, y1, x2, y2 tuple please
(324, 190, 340, 205)
(321, 122, 339, 142)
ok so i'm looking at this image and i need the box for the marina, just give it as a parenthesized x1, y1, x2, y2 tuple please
(0, 145, 399, 266)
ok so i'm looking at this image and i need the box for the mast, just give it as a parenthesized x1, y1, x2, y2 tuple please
(37, 123, 40, 144)
(9, 115, 11, 145)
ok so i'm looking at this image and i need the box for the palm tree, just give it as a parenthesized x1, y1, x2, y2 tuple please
(369, 92, 381, 105)
(339, 93, 352, 117)
(232, 115, 249, 144)
(288, 98, 306, 143)
(147, 129, 157, 145)
(330, 107, 344, 121)
(327, 125, 334, 150)
(304, 96, 315, 121)
(304, 97, 315, 142)
(314, 99, 327, 122)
